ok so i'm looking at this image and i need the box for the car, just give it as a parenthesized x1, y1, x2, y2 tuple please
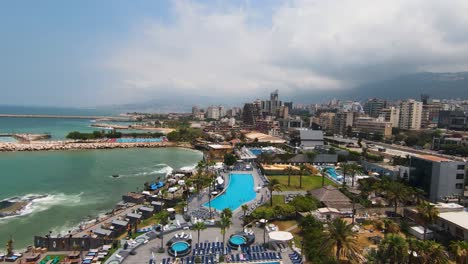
(129, 250, 137, 255)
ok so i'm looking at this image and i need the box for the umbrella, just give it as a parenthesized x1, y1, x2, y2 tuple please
(268, 231, 294, 241)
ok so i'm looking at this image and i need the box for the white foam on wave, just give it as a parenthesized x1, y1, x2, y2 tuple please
(179, 163, 197, 172)
(0, 193, 84, 222)
(116, 164, 174, 178)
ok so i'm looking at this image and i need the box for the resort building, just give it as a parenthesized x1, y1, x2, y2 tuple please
(298, 129, 324, 149)
(309, 185, 353, 212)
(244, 131, 286, 144)
(408, 155, 466, 202)
(399, 99, 423, 130)
(206, 144, 234, 161)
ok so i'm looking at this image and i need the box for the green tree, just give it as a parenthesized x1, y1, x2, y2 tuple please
(416, 201, 439, 240)
(223, 153, 237, 166)
(158, 211, 170, 250)
(241, 204, 249, 217)
(320, 167, 330, 187)
(221, 208, 233, 219)
(377, 234, 409, 264)
(266, 179, 282, 206)
(219, 216, 232, 251)
(283, 166, 295, 187)
(298, 164, 308, 189)
(192, 221, 206, 245)
(449, 240, 468, 264)
(322, 218, 361, 262)
(408, 239, 449, 264)
(341, 163, 353, 187)
(382, 180, 411, 214)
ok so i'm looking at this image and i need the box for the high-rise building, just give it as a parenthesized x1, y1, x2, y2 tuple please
(206, 106, 220, 120)
(318, 112, 336, 131)
(364, 98, 387, 118)
(260, 90, 283, 116)
(422, 103, 441, 128)
(399, 99, 423, 130)
(218, 105, 226, 118)
(242, 103, 261, 125)
(334, 111, 355, 135)
(380, 107, 400, 128)
(284, 102, 293, 111)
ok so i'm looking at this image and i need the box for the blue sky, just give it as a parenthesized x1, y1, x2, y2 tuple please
(1, 0, 468, 108)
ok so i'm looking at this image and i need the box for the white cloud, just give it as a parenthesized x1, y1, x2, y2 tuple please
(107, 0, 468, 102)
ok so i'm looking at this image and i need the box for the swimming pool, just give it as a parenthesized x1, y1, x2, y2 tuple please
(249, 148, 263, 156)
(326, 167, 343, 181)
(115, 138, 163, 143)
(171, 241, 189, 252)
(229, 235, 247, 246)
(206, 173, 256, 211)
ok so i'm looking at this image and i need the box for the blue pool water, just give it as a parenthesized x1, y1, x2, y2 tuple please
(206, 173, 256, 211)
(230, 235, 246, 245)
(115, 138, 163, 143)
(171, 242, 189, 252)
(249, 148, 263, 156)
(326, 167, 343, 181)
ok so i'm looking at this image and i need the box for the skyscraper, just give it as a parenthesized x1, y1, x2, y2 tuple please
(242, 103, 261, 125)
(364, 98, 387, 118)
(399, 99, 423, 130)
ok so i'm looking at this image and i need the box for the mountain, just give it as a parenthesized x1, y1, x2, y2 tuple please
(341, 72, 468, 101)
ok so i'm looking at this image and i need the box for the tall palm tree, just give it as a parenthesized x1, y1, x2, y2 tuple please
(193, 221, 206, 245)
(341, 163, 353, 187)
(298, 164, 308, 189)
(377, 234, 409, 264)
(241, 204, 249, 217)
(320, 167, 330, 187)
(383, 181, 411, 214)
(322, 218, 361, 262)
(416, 201, 439, 240)
(266, 179, 282, 206)
(449, 240, 468, 264)
(409, 239, 449, 264)
(221, 208, 233, 219)
(348, 163, 362, 187)
(219, 216, 232, 252)
(158, 211, 170, 250)
(284, 166, 295, 187)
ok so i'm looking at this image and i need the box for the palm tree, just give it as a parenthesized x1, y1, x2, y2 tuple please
(416, 201, 439, 240)
(383, 219, 400, 235)
(348, 163, 362, 187)
(266, 179, 282, 206)
(449, 240, 468, 264)
(341, 163, 352, 187)
(221, 208, 233, 219)
(284, 166, 295, 187)
(193, 221, 206, 244)
(377, 234, 409, 264)
(320, 167, 330, 187)
(298, 164, 308, 189)
(219, 216, 232, 252)
(383, 181, 411, 214)
(322, 218, 361, 262)
(158, 211, 170, 250)
(409, 239, 449, 264)
(241, 204, 249, 217)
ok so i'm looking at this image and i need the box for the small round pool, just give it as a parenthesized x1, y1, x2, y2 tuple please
(171, 241, 189, 252)
(229, 235, 247, 246)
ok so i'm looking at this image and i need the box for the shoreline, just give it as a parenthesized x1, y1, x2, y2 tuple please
(0, 141, 194, 152)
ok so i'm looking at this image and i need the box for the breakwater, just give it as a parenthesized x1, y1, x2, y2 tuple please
(0, 141, 193, 152)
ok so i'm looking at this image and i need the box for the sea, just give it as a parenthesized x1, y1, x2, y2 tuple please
(0, 106, 203, 249)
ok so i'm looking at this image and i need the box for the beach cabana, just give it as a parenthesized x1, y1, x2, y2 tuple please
(139, 206, 154, 218)
(268, 231, 294, 241)
(94, 228, 113, 238)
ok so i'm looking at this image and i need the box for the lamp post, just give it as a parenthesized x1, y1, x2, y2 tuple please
(262, 220, 268, 246)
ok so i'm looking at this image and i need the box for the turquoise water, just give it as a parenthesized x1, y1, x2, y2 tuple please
(229, 235, 246, 245)
(206, 174, 256, 211)
(115, 138, 162, 143)
(171, 241, 189, 252)
(0, 136, 17, 143)
(326, 167, 343, 181)
(0, 148, 202, 249)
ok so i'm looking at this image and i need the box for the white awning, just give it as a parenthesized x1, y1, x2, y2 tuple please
(268, 231, 294, 241)
(216, 177, 224, 185)
(167, 208, 175, 212)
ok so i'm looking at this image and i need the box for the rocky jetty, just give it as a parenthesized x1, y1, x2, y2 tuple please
(0, 141, 191, 152)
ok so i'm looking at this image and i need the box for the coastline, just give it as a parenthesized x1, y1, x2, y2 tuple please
(0, 140, 193, 152)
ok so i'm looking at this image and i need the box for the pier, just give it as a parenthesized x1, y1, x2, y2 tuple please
(0, 113, 132, 121)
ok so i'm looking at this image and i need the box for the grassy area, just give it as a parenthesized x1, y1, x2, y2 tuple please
(268, 175, 336, 191)
(139, 214, 161, 227)
(272, 195, 285, 206)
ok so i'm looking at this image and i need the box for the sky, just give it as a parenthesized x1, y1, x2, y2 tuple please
(1, 0, 468, 108)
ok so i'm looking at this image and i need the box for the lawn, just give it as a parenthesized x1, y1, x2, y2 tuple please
(272, 195, 285, 206)
(268, 175, 336, 191)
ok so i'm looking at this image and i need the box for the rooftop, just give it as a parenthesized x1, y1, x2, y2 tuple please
(299, 130, 324, 141)
(416, 154, 451, 162)
(439, 211, 468, 230)
(112, 219, 128, 226)
(207, 144, 233, 150)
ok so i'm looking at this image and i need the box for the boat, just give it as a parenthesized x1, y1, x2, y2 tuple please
(112, 174, 120, 178)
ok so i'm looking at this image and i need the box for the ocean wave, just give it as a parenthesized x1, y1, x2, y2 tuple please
(0, 193, 84, 222)
(114, 163, 174, 178)
(179, 163, 197, 172)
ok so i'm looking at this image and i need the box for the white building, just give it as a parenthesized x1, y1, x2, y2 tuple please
(399, 99, 423, 130)
(380, 107, 400, 128)
(206, 106, 220, 120)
